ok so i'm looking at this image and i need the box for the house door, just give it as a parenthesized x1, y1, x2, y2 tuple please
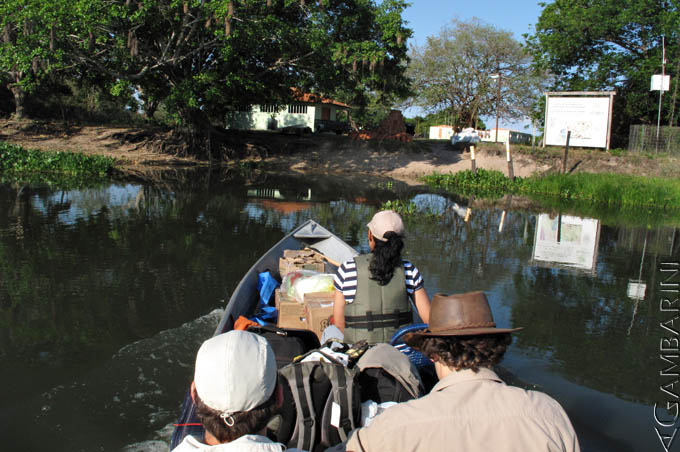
(321, 107, 331, 121)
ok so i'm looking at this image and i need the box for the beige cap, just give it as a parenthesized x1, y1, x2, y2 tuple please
(367, 210, 405, 241)
(194, 330, 276, 415)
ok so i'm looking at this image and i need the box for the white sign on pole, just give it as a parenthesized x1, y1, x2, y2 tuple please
(651, 74, 671, 91)
(545, 96, 611, 148)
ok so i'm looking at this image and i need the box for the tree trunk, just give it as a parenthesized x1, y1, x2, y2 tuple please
(10, 84, 25, 119)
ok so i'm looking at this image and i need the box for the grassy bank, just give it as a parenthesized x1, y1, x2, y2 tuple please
(422, 169, 680, 226)
(0, 142, 115, 188)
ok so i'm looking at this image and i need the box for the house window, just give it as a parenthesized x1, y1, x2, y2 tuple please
(260, 105, 280, 113)
(288, 104, 308, 114)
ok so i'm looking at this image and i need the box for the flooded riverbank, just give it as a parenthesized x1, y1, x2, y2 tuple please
(0, 169, 677, 451)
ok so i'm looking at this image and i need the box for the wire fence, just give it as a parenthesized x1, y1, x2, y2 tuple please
(628, 125, 680, 155)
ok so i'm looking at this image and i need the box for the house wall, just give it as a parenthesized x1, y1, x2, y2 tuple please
(429, 126, 454, 140)
(226, 105, 317, 131)
(314, 105, 345, 121)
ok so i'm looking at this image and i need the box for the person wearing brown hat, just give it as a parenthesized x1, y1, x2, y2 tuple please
(333, 291, 581, 452)
(332, 210, 431, 344)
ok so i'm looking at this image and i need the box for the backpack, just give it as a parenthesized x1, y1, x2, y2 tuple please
(271, 351, 361, 452)
(247, 324, 320, 368)
(270, 343, 425, 451)
(356, 343, 424, 403)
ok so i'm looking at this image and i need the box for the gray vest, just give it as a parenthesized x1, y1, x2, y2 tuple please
(344, 254, 411, 344)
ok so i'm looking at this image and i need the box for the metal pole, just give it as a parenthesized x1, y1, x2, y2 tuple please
(495, 73, 501, 143)
(656, 35, 666, 153)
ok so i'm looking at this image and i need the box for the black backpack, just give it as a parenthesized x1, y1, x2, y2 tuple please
(271, 352, 361, 451)
(247, 324, 320, 368)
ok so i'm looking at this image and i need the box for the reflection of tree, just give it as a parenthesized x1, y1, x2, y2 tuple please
(508, 224, 668, 405)
(0, 183, 280, 370)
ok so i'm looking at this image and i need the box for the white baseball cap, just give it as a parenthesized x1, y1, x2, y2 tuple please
(194, 330, 276, 415)
(367, 210, 405, 241)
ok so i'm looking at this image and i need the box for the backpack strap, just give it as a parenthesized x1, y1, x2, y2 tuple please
(321, 361, 357, 442)
(280, 362, 318, 451)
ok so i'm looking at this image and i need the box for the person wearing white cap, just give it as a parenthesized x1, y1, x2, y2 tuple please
(333, 210, 431, 344)
(172, 330, 299, 452)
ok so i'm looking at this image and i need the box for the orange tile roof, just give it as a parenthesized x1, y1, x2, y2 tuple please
(291, 88, 351, 108)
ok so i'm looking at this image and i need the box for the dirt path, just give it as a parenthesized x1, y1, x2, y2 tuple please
(1, 120, 676, 184)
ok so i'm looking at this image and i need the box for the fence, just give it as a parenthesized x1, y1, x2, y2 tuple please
(628, 125, 680, 155)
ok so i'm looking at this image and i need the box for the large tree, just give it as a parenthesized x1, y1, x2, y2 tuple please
(526, 0, 680, 144)
(1, 0, 411, 146)
(407, 18, 542, 128)
(0, 0, 75, 119)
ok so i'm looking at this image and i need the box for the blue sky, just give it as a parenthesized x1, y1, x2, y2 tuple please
(401, 0, 546, 130)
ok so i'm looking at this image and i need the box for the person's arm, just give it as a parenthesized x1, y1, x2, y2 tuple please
(413, 287, 430, 324)
(333, 289, 346, 332)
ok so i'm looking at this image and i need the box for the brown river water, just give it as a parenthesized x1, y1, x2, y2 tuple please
(0, 169, 677, 452)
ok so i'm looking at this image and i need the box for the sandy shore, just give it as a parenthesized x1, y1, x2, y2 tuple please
(1, 120, 676, 185)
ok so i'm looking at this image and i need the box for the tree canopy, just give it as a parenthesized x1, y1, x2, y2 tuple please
(1, 0, 411, 139)
(407, 18, 542, 128)
(526, 0, 680, 144)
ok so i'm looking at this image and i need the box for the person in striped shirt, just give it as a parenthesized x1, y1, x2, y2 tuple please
(333, 210, 430, 344)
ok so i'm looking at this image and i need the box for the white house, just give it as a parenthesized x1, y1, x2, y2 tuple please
(429, 125, 454, 140)
(479, 128, 533, 145)
(225, 90, 350, 133)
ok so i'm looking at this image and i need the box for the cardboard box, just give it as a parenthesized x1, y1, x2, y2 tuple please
(279, 248, 326, 277)
(304, 292, 335, 340)
(274, 288, 296, 310)
(277, 300, 307, 330)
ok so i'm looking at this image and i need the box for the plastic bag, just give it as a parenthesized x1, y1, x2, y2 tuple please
(281, 269, 335, 302)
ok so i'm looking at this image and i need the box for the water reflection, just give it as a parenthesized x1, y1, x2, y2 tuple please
(0, 174, 678, 451)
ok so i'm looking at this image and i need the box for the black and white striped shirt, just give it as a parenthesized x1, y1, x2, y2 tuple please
(333, 257, 425, 304)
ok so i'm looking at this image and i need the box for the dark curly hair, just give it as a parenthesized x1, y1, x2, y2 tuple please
(418, 334, 512, 372)
(369, 231, 404, 285)
(194, 389, 278, 443)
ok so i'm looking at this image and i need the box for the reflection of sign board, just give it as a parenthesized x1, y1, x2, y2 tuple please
(531, 214, 600, 272)
(544, 92, 615, 149)
(627, 280, 646, 300)
(651, 74, 671, 91)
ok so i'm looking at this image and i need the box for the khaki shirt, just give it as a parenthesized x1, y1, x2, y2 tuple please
(340, 368, 580, 452)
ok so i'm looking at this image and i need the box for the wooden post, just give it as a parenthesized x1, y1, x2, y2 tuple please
(557, 213, 562, 243)
(562, 131, 571, 174)
(505, 141, 514, 180)
(498, 195, 512, 233)
(470, 145, 477, 173)
(464, 196, 474, 223)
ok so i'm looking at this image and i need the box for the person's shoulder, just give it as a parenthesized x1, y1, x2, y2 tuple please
(401, 259, 416, 269)
(341, 258, 357, 268)
(171, 435, 210, 451)
(502, 385, 572, 422)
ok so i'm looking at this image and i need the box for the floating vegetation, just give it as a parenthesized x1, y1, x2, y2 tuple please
(0, 142, 115, 188)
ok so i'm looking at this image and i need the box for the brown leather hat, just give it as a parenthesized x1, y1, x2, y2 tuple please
(404, 291, 522, 348)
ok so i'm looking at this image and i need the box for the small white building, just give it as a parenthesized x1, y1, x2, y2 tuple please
(429, 125, 454, 140)
(225, 91, 350, 133)
(479, 128, 533, 145)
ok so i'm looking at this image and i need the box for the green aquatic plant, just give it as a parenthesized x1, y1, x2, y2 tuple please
(381, 199, 419, 215)
(0, 142, 115, 188)
(423, 169, 680, 225)
(423, 169, 518, 199)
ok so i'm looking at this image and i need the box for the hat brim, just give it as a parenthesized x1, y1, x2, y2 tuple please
(404, 327, 523, 349)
